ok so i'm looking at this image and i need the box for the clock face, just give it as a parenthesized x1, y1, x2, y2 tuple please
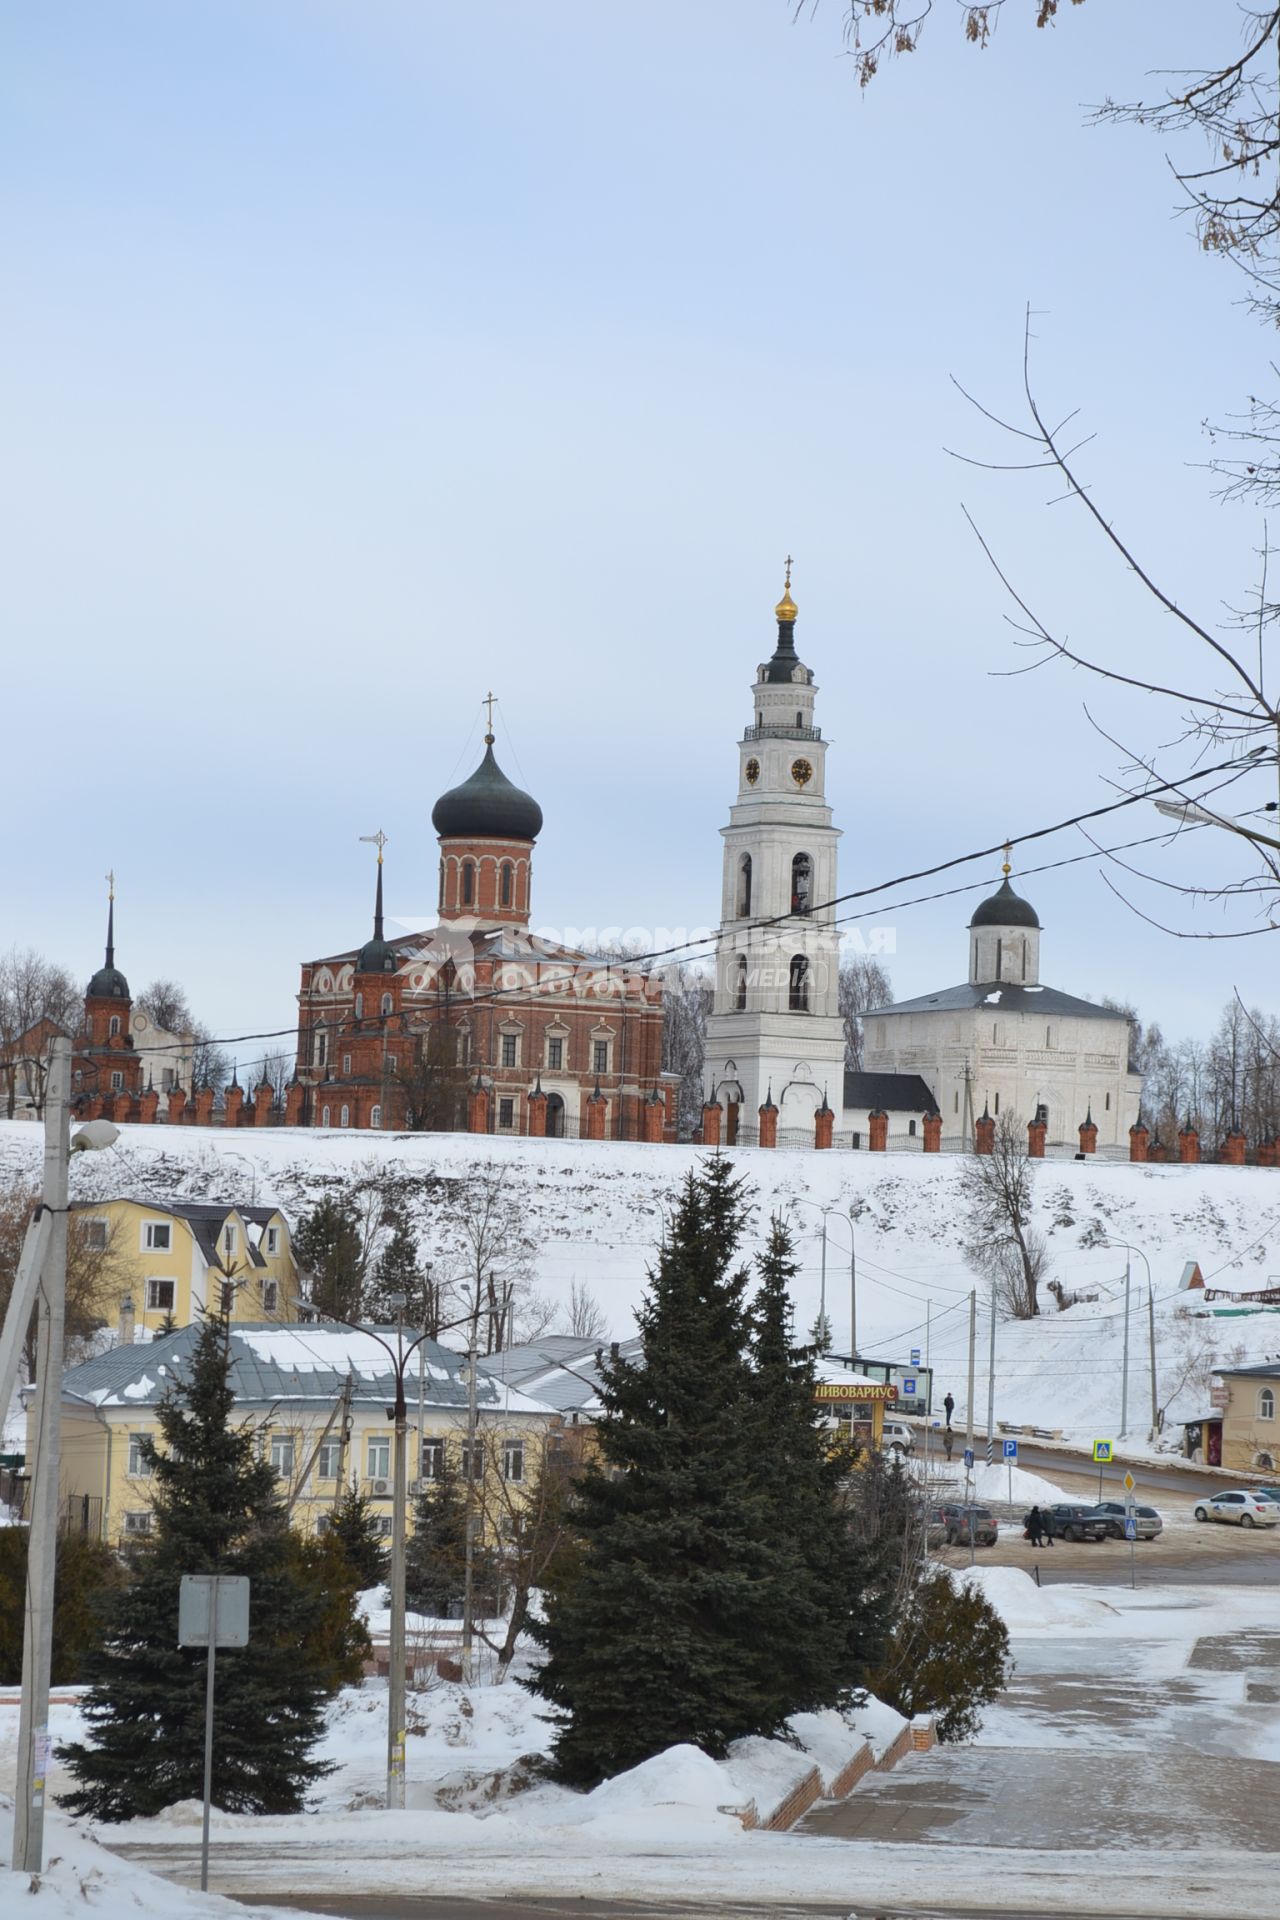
(791, 757, 814, 788)
(744, 757, 760, 786)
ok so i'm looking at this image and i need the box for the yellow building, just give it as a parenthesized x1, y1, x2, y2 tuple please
(71, 1198, 300, 1339)
(40, 1321, 559, 1547)
(1217, 1363, 1280, 1476)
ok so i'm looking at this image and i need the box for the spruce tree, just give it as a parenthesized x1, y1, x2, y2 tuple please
(328, 1482, 388, 1590)
(529, 1158, 775, 1786)
(293, 1195, 363, 1321)
(747, 1216, 893, 1724)
(59, 1316, 345, 1820)
(365, 1214, 424, 1326)
(403, 1458, 468, 1618)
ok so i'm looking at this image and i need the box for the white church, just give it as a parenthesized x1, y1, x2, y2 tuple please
(704, 573, 1143, 1153)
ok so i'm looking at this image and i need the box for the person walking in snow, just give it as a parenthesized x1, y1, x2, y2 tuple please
(943, 1391, 955, 1425)
(1027, 1505, 1044, 1549)
(943, 1425, 954, 1462)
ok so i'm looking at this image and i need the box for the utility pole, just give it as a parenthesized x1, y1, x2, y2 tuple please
(462, 1299, 481, 1685)
(13, 1039, 70, 1875)
(965, 1288, 976, 1460)
(1148, 1285, 1159, 1438)
(985, 1274, 997, 1467)
(1120, 1251, 1131, 1439)
(387, 1294, 408, 1811)
(847, 1224, 857, 1363)
(819, 1217, 828, 1343)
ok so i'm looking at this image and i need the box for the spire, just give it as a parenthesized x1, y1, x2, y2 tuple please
(357, 831, 395, 974)
(104, 869, 116, 969)
(483, 689, 497, 746)
(774, 554, 798, 625)
(760, 1080, 776, 1111)
(359, 830, 388, 942)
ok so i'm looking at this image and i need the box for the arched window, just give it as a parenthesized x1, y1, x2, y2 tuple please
(354, 992, 363, 1019)
(370, 1104, 382, 1130)
(381, 992, 392, 1015)
(737, 853, 752, 917)
(500, 861, 513, 908)
(735, 955, 748, 1011)
(1260, 1388, 1276, 1421)
(795, 710, 803, 727)
(462, 860, 475, 906)
(788, 954, 810, 1012)
(339, 1104, 350, 1127)
(109, 1015, 121, 1037)
(995, 938, 1003, 982)
(908, 1119, 917, 1137)
(1022, 937, 1028, 978)
(791, 853, 813, 916)
(321, 1105, 331, 1127)
(314, 1031, 327, 1068)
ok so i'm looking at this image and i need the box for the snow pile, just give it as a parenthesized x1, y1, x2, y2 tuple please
(843, 1692, 910, 1759)
(926, 1459, 1070, 1507)
(959, 1565, 1116, 1632)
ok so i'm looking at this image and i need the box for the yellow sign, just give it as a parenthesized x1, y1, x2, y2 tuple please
(1093, 1439, 1113, 1463)
(813, 1381, 897, 1403)
(1123, 1470, 1135, 1492)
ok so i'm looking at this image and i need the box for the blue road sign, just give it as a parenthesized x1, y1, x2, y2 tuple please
(903, 1376, 917, 1396)
(963, 1448, 974, 1469)
(1003, 1439, 1018, 1461)
(910, 1348, 921, 1366)
(1124, 1517, 1138, 1541)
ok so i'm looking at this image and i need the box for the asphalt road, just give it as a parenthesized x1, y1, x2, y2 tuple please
(240, 1902, 1160, 1920)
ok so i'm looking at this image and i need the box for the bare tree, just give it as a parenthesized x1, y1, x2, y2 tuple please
(838, 954, 893, 1071)
(660, 960, 713, 1139)
(190, 1024, 231, 1095)
(559, 1279, 608, 1342)
(958, 1110, 1049, 1318)
(443, 1165, 547, 1354)
(0, 1181, 131, 1377)
(0, 949, 79, 1117)
(134, 979, 193, 1035)
(472, 1425, 589, 1678)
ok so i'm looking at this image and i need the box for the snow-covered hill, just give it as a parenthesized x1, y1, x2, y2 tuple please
(2, 1121, 1278, 1453)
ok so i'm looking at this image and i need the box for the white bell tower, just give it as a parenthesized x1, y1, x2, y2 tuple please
(705, 564, 847, 1136)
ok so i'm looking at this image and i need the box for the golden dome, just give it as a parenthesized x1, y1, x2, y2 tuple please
(774, 554, 797, 623)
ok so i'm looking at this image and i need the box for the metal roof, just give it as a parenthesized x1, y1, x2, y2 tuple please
(863, 981, 1130, 1022)
(843, 1071, 937, 1114)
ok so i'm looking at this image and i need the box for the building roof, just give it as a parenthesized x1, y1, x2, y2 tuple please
(431, 739, 543, 842)
(863, 981, 1129, 1022)
(969, 878, 1040, 930)
(72, 1197, 283, 1270)
(476, 1335, 644, 1414)
(57, 1322, 557, 1417)
(1217, 1362, 1280, 1381)
(842, 1071, 936, 1114)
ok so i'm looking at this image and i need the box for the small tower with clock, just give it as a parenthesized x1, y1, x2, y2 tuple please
(704, 565, 847, 1137)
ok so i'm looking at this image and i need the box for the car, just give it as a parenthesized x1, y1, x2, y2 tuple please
(935, 1502, 998, 1548)
(1043, 1502, 1110, 1543)
(1092, 1500, 1163, 1540)
(1250, 1487, 1280, 1507)
(1193, 1490, 1279, 1527)
(881, 1421, 915, 1455)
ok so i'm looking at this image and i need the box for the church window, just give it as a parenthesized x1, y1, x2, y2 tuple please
(994, 1091, 1000, 1115)
(314, 1031, 327, 1068)
(340, 1104, 350, 1127)
(796, 710, 803, 728)
(1022, 938, 1028, 978)
(954, 1091, 959, 1114)
(501, 1033, 518, 1068)
(852, 1130, 862, 1149)
(547, 1037, 564, 1070)
(737, 853, 752, 917)
(321, 1105, 331, 1127)
(908, 1119, 917, 1136)
(498, 1097, 515, 1129)
(387, 1055, 397, 1073)
(381, 992, 392, 1015)
(788, 954, 810, 1012)
(455, 1031, 469, 1065)
(111, 1070, 123, 1091)
(462, 860, 475, 906)
(109, 1015, 121, 1037)
(735, 955, 748, 1011)
(1105, 1091, 1111, 1111)
(370, 1104, 382, 1129)
(1046, 1025, 1054, 1049)
(342, 1053, 351, 1076)
(992, 1025, 998, 1044)
(593, 1039, 610, 1075)
(995, 938, 1002, 981)
(355, 993, 363, 1019)
(500, 862, 513, 908)
(791, 853, 813, 916)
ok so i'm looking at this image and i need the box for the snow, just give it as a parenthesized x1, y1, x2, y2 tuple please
(119, 1375, 155, 1400)
(984, 989, 1003, 1003)
(957, 1564, 1119, 1632)
(843, 1693, 909, 1759)
(925, 1457, 1072, 1507)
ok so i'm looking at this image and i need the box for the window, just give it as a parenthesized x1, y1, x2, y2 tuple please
(1046, 1025, 1054, 1049)
(851, 1130, 862, 1150)
(500, 1032, 518, 1068)
(502, 1440, 525, 1484)
(317, 1440, 343, 1479)
(419, 1437, 444, 1481)
(908, 1119, 917, 1137)
(381, 992, 392, 1015)
(146, 1278, 175, 1312)
(547, 1036, 564, 1071)
(127, 1434, 153, 1477)
(370, 1104, 382, 1130)
(367, 1436, 391, 1480)
(461, 1440, 484, 1481)
(262, 1278, 279, 1313)
(791, 852, 813, 916)
(994, 1091, 1000, 1115)
(314, 1031, 328, 1067)
(593, 1039, 609, 1075)
(387, 1054, 397, 1073)
(321, 1105, 331, 1127)
(1260, 1388, 1276, 1421)
(462, 859, 475, 906)
(110, 1070, 124, 1092)
(500, 861, 513, 907)
(954, 1091, 960, 1115)
(109, 1015, 121, 1038)
(455, 1031, 469, 1065)
(223, 1225, 236, 1256)
(995, 937, 1002, 981)
(376, 1515, 393, 1536)
(498, 1097, 515, 1129)
(737, 853, 752, 917)
(340, 1104, 350, 1126)
(270, 1435, 295, 1477)
(83, 1218, 108, 1252)
(1106, 1092, 1112, 1111)
(735, 955, 748, 1011)
(144, 1222, 171, 1251)
(1021, 937, 1028, 978)
(354, 992, 363, 1019)
(342, 1053, 351, 1076)
(265, 1226, 280, 1255)
(123, 1511, 152, 1536)
(788, 954, 810, 1012)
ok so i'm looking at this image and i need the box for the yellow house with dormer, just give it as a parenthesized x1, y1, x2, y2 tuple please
(70, 1199, 300, 1339)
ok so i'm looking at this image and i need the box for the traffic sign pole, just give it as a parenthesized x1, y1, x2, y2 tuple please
(201, 1580, 219, 1893)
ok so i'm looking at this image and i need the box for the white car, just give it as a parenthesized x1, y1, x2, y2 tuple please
(881, 1420, 915, 1455)
(1193, 1490, 1279, 1528)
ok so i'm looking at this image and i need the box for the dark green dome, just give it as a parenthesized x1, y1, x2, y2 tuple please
(432, 741, 543, 842)
(356, 936, 397, 975)
(87, 964, 130, 999)
(969, 879, 1040, 931)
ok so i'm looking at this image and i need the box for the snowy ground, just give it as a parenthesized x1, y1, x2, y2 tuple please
(1, 1572, 1274, 1917)
(3, 1119, 1278, 1456)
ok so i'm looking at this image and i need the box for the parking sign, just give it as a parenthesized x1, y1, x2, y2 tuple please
(963, 1447, 974, 1469)
(1002, 1439, 1018, 1461)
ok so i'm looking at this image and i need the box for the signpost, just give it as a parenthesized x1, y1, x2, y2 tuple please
(179, 1575, 250, 1894)
(910, 1348, 921, 1367)
(1123, 1470, 1138, 1588)
(1003, 1437, 1018, 1508)
(1092, 1438, 1113, 1501)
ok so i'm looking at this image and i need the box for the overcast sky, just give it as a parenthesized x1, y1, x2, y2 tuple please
(6, 1, 1276, 1067)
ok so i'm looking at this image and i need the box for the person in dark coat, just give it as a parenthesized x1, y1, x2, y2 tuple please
(943, 1391, 955, 1425)
(1027, 1505, 1044, 1548)
(943, 1425, 954, 1462)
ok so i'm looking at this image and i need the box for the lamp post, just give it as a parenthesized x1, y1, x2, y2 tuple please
(790, 1200, 857, 1360)
(10, 1040, 118, 1873)
(1104, 1241, 1154, 1438)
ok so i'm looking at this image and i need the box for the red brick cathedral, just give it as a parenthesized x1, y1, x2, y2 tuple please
(292, 725, 677, 1140)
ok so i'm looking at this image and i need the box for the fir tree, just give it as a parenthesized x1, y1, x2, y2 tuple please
(747, 1216, 893, 1724)
(0, 1531, 127, 1686)
(529, 1158, 776, 1787)
(293, 1195, 363, 1321)
(365, 1213, 425, 1327)
(403, 1454, 501, 1617)
(59, 1317, 347, 1821)
(327, 1482, 388, 1590)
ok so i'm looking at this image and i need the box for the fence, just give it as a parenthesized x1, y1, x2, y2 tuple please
(59, 1493, 103, 1539)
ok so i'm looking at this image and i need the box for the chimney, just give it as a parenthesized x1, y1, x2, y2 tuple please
(119, 1295, 136, 1345)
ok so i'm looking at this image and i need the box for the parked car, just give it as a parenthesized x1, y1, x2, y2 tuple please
(1251, 1487, 1280, 1507)
(1093, 1500, 1163, 1540)
(935, 1502, 998, 1548)
(881, 1421, 915, 1455)
(1193, 1490, 1280, 1527)
(1043, 1502, 1110, 1543)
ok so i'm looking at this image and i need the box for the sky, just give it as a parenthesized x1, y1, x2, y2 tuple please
(5, 0, 1277, 1069)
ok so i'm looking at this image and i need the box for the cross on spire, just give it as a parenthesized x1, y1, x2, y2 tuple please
(483, 690, 497, 743)
(783, 554, 793, 591)
(1001, 840, 1012, 878)
(359, 829, 389, 865)
(106, 868, 115, 901)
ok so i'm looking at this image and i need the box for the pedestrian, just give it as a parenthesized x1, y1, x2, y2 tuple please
(943, 1425, 954, 1462)
(1027, 1504, 1044, 1548)
(943, 1391, 955, 1425)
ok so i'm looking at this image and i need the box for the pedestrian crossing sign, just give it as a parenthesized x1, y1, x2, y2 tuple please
(1093, 1439, 1113, 1463)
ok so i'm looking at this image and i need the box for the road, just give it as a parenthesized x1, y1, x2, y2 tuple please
(238, 1902, 1178, 1920)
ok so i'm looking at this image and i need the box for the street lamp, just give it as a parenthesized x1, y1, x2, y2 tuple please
(789, 1199, 858, 1361)
(1103, 1241, 1155, 1439)
(7, 1040, 118, 1873)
